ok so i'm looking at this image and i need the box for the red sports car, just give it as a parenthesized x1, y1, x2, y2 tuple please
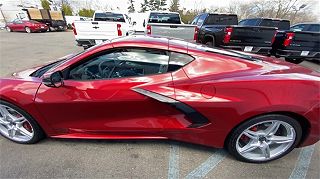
(6, 19, 48, 33)
(0, 36, 319, 163)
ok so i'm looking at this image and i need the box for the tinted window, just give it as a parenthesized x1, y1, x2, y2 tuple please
(205, 15, 238, 25)
(239, 19, 259, 26)
(69, 48, 170, 80)
(260, 19, 290, 30)
(148, 13, 181, 24)
(191, 15, 200, 25)
(197, 14, 207, 26)
(290, 24, 306, 31)
(168, 52, 194, 72)
(94, 13, 125, 22)
(308, 24, 320, 32)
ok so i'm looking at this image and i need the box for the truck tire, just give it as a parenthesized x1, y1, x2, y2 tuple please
(205, 36, 215, 47)
(285, 58, 304, 64)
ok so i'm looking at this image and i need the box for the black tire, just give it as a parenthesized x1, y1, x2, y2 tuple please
(205, 37, 215, 47)
(226, 114, 302, 163)
(0, 100, 45, 144)
(285, 58, 304, 64)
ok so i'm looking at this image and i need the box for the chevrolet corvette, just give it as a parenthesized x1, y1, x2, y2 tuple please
(0, 36, 319, 163)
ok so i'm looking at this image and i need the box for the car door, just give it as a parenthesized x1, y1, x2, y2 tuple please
(35, 48, 181, 134)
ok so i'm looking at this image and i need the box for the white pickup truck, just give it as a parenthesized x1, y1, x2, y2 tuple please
(143, 12, 196, 41)
(72, 11, 134, 49)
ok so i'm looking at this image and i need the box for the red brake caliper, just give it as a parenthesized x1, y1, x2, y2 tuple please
(241, 126, 258, 142)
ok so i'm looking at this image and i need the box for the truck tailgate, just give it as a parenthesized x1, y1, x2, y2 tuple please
(229, 26, 277, 47)
(287, 31, 320, 51)
(74, 21, 120, 40)
(149, 23, 196, 41)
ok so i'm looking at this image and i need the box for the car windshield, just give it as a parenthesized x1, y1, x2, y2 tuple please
(94, 13, 125, 22)
(148, 13, 181, 24)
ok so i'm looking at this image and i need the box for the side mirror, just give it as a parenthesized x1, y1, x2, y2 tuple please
(133, 21, 137, 26)
(43, 71, 64, 88)
(143, 20, 145, 27)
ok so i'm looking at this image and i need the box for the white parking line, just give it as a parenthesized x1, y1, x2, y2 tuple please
(185, 150, 227, 179)
(289, 145, 315, 179)
(168, 143, 180, 179)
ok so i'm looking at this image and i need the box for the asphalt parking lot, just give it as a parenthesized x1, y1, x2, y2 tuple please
(0, 31, 319, 179)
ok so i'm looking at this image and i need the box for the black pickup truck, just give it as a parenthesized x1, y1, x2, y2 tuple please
(192, 13, 290, 55)
(271, 23, 320, 64)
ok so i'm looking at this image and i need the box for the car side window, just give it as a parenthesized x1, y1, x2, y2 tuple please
(290, 24, 305, 31)
(68, 48, 170, 80)
(191, 15, 200, 25)
(168, 52, 194, 72)
(308, 24, 320, 32)
(197, 14, 207, 26)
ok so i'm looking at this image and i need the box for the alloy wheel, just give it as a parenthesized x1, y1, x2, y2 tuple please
(0, 104, 34, 142)
(25, 27, 31, 33)
(236, 120, 296, 162)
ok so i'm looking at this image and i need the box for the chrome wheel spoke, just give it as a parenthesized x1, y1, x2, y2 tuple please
(264, 121, 281, 136)
(269, 135, 293, 144)
(16, 126, 33, 138)
(243, 130, 259, 140)
(8, 128, 16, 138)
(260, 141, 270, 158)
(239, 141, 259, 154)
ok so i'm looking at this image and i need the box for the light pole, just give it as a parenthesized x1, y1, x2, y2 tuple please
(292, 4, 307, 23)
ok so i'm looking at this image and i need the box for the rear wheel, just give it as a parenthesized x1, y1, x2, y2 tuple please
(205, 37, 215, 47)
(25, 27, 31, 33)
(285, 58, 304, 64)
(227, 114, 302, 163)
(0, 100, 45, 144)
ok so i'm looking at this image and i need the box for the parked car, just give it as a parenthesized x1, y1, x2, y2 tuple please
(6, 19, 48, 33)
(0, 36, 319, 163)
(65, 15, 90, 29)
(239, 18, 290, 30)
(144, 11, 196, 41)
(271, 22, 320, 64)
(193, 14, 289, 55)
(72, 11, 134, 49)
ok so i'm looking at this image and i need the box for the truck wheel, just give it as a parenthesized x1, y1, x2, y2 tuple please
(205, 37, 215, 47)
(285, 58, 304, 64)
(25, 27, 31, 33)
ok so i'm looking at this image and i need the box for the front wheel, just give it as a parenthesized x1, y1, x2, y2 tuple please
(25, 27, 31, 33)
(0, 100, 45, 144)
(226, 114, 302, 163)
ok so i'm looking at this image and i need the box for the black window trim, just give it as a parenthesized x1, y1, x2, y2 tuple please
(64, 47, 195, 81)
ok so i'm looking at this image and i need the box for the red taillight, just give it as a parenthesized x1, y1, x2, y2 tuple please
(283, 32, 295, 47)
(271, 31, 278, 44)
(72, 22, 77, 35)
(117, 24, 122, 36)
(223, 27, 233, 44)
(147, 25, 151, 35)
(194, 26, 199, 41)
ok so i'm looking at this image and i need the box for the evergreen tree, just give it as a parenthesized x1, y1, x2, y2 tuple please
(41, 0, 51, 10)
